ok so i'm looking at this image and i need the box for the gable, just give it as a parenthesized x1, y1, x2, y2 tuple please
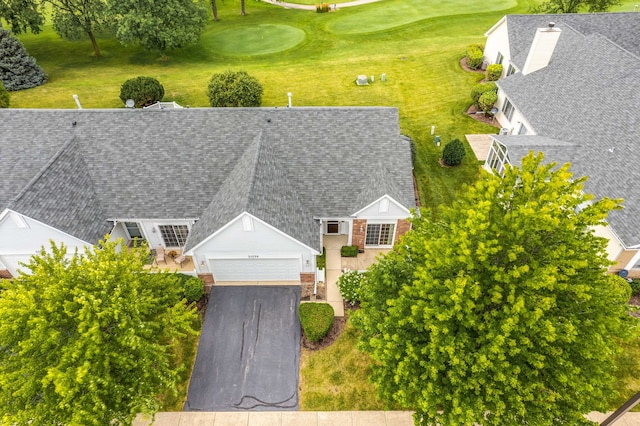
(352, 195, 410, 218)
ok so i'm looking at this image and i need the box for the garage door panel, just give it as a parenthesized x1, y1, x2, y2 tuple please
(210, 258, 300, 282)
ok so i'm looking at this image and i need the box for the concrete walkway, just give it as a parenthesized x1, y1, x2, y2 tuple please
(134, 411, 414, 425)
(134, 411, 640, 425)
(324, 235, 347, 316)
(261, 0, 381, 11)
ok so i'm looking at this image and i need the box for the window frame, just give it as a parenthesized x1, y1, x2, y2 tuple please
(502, 98, 515, 121)
(365, 223, 396, 247)
(158, 224, 189, 247)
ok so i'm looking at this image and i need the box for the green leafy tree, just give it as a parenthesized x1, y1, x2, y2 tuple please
(113, 0, 207, 59)
(0, 239, 198, 425)
(533, 0, 620, 12)
(0, 0, 43, 34)
(119, 75, 165, 108)
(353, 152, 637, 426)
(0, 29, 47, 90)
(207, 70, 263, 107)
(49, 0, 113, 57)
(0, 81, 9, 107)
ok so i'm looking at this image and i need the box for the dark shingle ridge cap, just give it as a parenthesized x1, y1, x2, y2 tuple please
(8, 135, 76, 207)
(182, 132, 262, 252)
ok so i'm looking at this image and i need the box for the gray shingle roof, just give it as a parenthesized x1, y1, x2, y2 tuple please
(504, 13, 640, 69)
(493, 14, 640, 247)
(8, 138, 108, 242)
(1, 108, 415, 249)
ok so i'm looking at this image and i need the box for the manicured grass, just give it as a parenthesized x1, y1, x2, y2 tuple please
(208, 24, 306, 56)
(157, 314, 202, 411)
(609, 336, 640, 412)
(299, 317, 400, 410)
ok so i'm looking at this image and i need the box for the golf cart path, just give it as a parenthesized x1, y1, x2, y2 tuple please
(262, 0, 382, 11)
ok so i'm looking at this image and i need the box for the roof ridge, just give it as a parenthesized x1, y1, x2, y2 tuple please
(9, 136, 76, 207)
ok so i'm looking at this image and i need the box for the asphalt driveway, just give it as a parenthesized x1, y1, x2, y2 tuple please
(184, 286, 301, 411)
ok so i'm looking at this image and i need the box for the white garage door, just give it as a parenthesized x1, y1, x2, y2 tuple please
(210, 258, 300, 282)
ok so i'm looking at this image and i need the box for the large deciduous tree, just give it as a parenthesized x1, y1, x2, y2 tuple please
(49, 0, 113, 57)
(533, 0, 620, 13)
(113, 0, 208, 59)
(353, 152, 637, 425)
(0, 0, 43, 34)
(0, 28, 47, 90)
(0, 239, 199, 425)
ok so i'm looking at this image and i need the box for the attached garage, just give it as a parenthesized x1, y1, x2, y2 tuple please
(209, 258, 301, 283)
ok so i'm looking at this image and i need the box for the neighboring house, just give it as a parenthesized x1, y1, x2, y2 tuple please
(480, 13, 640, 275)
(0, 108, 415, 285)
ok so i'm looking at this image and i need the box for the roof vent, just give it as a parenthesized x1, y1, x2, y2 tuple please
(548, 22, 555, 28)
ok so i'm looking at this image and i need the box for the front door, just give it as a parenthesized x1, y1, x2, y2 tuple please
(327, 221, 339, 234)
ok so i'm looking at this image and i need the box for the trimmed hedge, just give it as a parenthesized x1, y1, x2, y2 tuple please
(207, 70, 263, 107)
(486, 63, 503, 81)
(119, 76, 164, 108)
(299, 303, 334, 342)
(442, 138, 466, 167)
(174, 273, 204, 303)
(337, 270, 364, 305)
(471, 82, 497, 108)
(478, 90, 498, 114)
(340, 245, 359, 257)
(466, 44, 484, 70)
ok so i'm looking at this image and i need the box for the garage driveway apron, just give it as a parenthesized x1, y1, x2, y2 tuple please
(185, 286, 301, 411)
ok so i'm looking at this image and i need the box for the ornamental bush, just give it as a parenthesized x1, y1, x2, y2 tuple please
(0, 29, 47, 91)
(478, 90, 498, 114)
(337, 270, 364, 305)
(442, 138, 466, 166)
(207, 70, 263, 107)
(174, 273, 204, 302)
(471, 82, 497, 107)
(340, 245, 359, 257)
(0, 81, 9, 108)
(299, 303, 334, 342)
(465, 44, 484, 70)
(486, 63, 503, 81)
(119, 76, 164, 108)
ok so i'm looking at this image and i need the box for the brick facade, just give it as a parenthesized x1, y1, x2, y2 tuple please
(300, 272, 315, 284)
(395, 219, 412, 242)
(0, 269, 12, 279)
(352, 219, 367, 250)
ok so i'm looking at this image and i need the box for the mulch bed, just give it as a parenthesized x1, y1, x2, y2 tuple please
(460, 57, 484, 74)
(301, 302, 358, 350)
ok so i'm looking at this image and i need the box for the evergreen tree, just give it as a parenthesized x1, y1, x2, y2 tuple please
(0, 29, 47, 91)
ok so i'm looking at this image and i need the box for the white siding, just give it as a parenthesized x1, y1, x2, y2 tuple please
(191, 213, 317, 277)
(494, 90, 535, 135)
(0, 210, 90, 276)
(484, 17, 511, 77)
(593, 225, 625, 264)
(353, 196, 410, 219)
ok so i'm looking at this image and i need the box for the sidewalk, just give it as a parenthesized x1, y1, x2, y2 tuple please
(134, 411, 640, 425)
(134, 411, 414, 425)
(323, 235, 347, 316)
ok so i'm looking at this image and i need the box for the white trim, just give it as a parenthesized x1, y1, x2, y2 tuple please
(484, 15, 506, 37)
(351, 194, 410, 217)
(2, 209, 92, 245)
(185, 211, 320, 255)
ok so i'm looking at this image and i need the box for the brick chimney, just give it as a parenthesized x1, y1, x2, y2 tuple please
(522, 22, 562, 75)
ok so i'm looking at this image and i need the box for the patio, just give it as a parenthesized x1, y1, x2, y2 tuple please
(141, 247, 196, 273)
